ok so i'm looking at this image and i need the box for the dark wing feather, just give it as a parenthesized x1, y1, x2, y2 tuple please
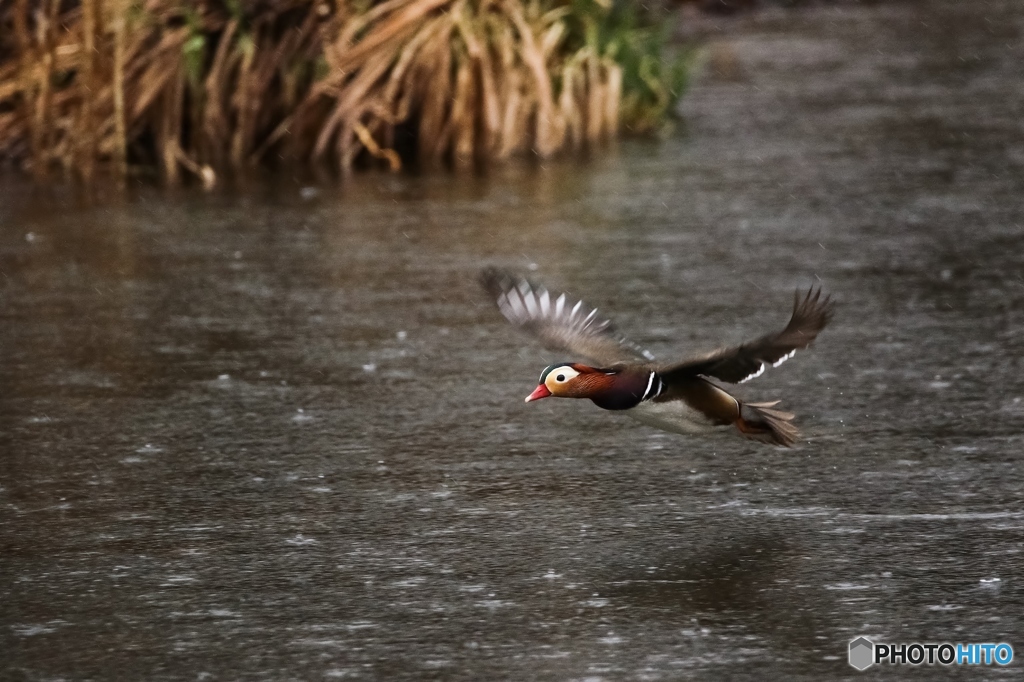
(658, 286, 834, 384)
(481, 268, 653, 367)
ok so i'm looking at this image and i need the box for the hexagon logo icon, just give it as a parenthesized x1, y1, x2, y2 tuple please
(849, 636, 875, 670)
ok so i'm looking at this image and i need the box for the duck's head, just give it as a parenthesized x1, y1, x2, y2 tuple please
(525, 363, 605, 402)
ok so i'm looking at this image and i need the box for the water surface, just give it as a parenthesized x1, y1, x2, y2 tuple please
(3, 1, 1024, 679)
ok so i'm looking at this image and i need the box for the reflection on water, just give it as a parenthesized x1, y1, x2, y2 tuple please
(3, 0, 1024, 679)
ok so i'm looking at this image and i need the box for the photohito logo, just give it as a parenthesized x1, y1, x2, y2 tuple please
(848, 637, 1014, 670)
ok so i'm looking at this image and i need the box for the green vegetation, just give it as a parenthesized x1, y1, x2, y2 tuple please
(0, 0, 689, 185)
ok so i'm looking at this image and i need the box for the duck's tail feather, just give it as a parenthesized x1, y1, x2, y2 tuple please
(735, 400, 799, 447)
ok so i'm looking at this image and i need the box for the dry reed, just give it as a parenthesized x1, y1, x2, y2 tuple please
(0, 0, 687, 185)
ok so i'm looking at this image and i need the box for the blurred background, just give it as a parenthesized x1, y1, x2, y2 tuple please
(3, 1, 1024, 680)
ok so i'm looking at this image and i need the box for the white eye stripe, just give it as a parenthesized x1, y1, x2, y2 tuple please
(544, 366, 579, 385)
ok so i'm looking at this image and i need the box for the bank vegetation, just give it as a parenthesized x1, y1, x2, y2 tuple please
(0, 0, 687, 185)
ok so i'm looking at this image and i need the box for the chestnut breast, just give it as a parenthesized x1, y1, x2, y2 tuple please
(587, 369, 654, 411)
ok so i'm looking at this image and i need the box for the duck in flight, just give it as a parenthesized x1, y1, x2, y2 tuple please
(481, 268, 834, 446)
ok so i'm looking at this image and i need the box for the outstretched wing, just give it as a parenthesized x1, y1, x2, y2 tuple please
(481, 268, 654, 367)
(658, 286, 834, 384)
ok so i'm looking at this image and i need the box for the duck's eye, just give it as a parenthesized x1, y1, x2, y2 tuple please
(543, 366, 578, 386)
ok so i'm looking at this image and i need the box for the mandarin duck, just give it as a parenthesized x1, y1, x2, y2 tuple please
(481, 268, 834, 447)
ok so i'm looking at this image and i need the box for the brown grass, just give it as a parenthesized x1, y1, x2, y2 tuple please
(0, 0, 679, 185)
